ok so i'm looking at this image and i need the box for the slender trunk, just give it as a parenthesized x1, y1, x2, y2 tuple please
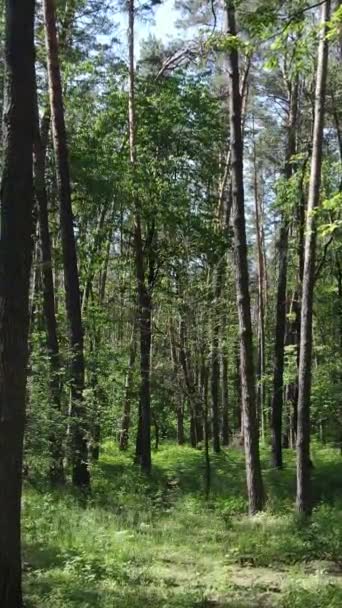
(226, 1, 263, 513)
(169, 321, 186, 445)
(135, 245, 152, 471)
(286, 159, 307, 447)
(44, 0, 89, 488)
(119, 320, 137, 450)
(81, 203, 108, 315)
(296, 0, 330, 515)
(235, 338, 242, 438)
(153, 412, 159, 450)
(252, 129, 266, 441)
(33, 79, 65, 483)
(271, 79, 298, 468)
(221, 304, 229, 446)
(203, 363, 211, 498)
(128, 0, 152, 473)
(0, 1, 35, 604)
(179, 311, 202, 446)
(177, 400, 185, 445)
(211, 261, 222, 453)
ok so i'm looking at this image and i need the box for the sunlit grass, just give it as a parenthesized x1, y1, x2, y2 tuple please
(23, 441, 342, 607)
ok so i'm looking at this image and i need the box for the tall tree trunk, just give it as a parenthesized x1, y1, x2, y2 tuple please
(296, 0, 330, 515)
(81, 203, 109, 315)
(286, 160, 307, 447)
(33, 79, 65, 483)
(211, 261, 223, 453)
(252, 129, 266, 441)
(203, 361, 211, 498)
(270, 78, 298, 469)
(177, 400, 185, 445)
(0, 1, 35, 604)
(221, 305, 229, 446)
(226, 1, 264, 514)
(178, 309, 202, 446)
(169, 321, 186, 445)
(119, 319, 137, 450)
(128, 0, 152, 473)
(43, 0, 90, 488)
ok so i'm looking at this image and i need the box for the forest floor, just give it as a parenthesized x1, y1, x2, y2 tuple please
(23, 442, 342, 608)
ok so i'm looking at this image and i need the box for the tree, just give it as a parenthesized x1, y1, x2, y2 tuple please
(225, 0, 264, 514)
(43, 0, 90, 488)
(33, 79, 65, 483)
(0, 0, 35, 604)
(296, 0, 330, 515)
(270, 75, 299, 469)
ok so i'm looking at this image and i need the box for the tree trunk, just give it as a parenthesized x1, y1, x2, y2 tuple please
(33, 80, 65, 483)
(203, 363, 211, 498)
(169, 321, 186, 445)
(296, 0, 330, 515)
(270, 76, 298, 469)
(210, 261, 223, 453)
(43, 0, 90, 488)
(119, 320, 137, 450)
(134, 231, 152, 472)
(221, 342, 229, 446)
(177, 400, 185, 445)
(252, 127, 266, 442)
(226, 1, 264, 514)
(0, 1, 35, 604)
(128, 0, 152, 474)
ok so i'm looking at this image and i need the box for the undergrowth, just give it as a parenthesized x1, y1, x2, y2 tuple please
(23, 442, 342, 607)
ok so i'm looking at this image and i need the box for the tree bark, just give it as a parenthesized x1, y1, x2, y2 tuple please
(169, 321, 186, 445)
(128, 0, 152, 473)
(252, 127, 266, 442)
(33, 79, 65, 483)
(221, 339, 229, 446)
(0, 1, 35, 604)
(119, 320, 137, 450)
(226, 1, 264, 514)
(296, 0, 330, 515)
(221, 291, 230, 447)
(43, 0, 90, 488)
(210, 261, 223, 453)
(270, 78, 298, 468)
(177, 400, 185, 445)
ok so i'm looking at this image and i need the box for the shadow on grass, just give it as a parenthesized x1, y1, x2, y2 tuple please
(35, 442, 342, 517)
(23, 542, 66, 572)
(24, 572, 275, 608)
(95, 445, 248, 505)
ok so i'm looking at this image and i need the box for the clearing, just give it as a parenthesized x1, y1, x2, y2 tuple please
(23, 443, 342, 607)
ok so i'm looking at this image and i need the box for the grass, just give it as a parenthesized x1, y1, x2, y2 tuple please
(23, 442, 342, 607)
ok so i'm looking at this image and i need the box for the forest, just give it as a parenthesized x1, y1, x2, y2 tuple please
(0, 0, 341, 606)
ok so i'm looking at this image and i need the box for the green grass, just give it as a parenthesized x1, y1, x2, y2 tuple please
(23, 442, 342, 607)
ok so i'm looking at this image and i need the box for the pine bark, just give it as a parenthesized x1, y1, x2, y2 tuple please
(221, 307, 229, 446)
(252, 132, 266, 441)
(128, 0, 152, 473)
(0, 1, 35, 604)
(43, 0, 90, 488)
(296, 0, 330, 515)
(119, 320, 138, 450)
(211, 262, 223, 453)
(33, 83, 65, 483)
(226, 1, 264, 513)
(270, 79, 298, 468)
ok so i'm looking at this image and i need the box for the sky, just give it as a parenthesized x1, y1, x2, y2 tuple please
(141, 0, 178, 43)
(112, 0, 180, 56)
